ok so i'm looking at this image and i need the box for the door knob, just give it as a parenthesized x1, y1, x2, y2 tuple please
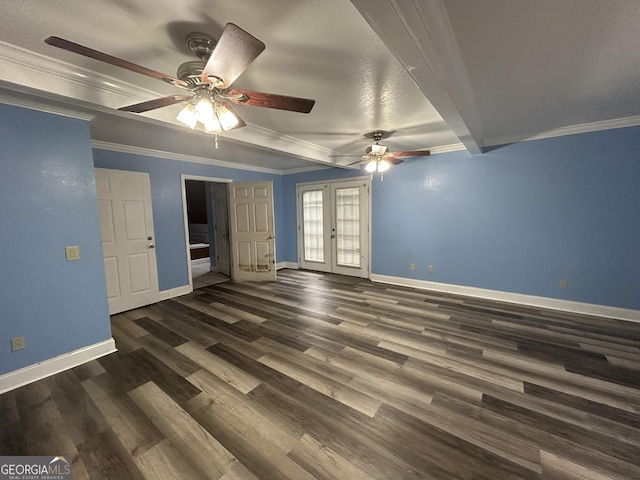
(268, 234, 275, 239)
(148, 243, 155, 249)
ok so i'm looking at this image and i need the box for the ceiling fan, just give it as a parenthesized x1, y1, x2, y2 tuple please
(44, 23, 315, 141)
(337, 131, 431, 178)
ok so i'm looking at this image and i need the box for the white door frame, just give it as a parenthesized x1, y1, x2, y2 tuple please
(181, 174, 232, 292)
(296, 176, 371, 278)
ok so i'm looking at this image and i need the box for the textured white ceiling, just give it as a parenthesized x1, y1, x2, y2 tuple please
(444, 0, 640, 144)
(0, 0, 638, 171)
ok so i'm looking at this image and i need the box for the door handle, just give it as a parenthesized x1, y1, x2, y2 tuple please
(268, 234, 275, 239)
(330, 234, 336, 239)
(148, 243, 155, 249)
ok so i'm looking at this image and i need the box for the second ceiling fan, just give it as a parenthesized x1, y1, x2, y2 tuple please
(45, 23, 315, 137)
(338, 131, 431, 178)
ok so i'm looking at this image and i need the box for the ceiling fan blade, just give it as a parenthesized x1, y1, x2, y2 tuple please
(201, 23, 265, 88)
(45, 36, 190, 89)
(118, 95, 194, 113)
(227, 89, 315, 113)
(389, 150, 431, 158)
(386, 156, 404, 165)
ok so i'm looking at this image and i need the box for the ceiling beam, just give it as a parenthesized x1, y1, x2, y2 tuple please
(350, 0, 484, 154)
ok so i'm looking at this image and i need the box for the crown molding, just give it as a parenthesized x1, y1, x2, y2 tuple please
(0, 86, 95, 121)
(0, 40, 149, 107)
(91, 140, 330, 175)
(225, 123, 339, 166)
(0, 40, 342, 166)
(92, 140, 282, 174)
(429, 142, 466, 155)
(484, 115, 640, 147)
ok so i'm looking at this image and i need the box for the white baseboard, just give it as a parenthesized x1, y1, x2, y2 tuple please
(370, 274, 640, 323)
(277, 261, 299, 270)
(158, 285, 191, 301)
(0, 338, 117, 394)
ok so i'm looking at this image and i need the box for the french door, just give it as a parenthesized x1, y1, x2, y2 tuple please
(297, 177, 370, 278)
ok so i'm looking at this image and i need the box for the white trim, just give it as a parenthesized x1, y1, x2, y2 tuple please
(484, 115, 640, 148)
(429, 143, 467, 155)
(228, 123, 339, 166)
(0, 41, 342, 168)
(370, 274, 640, 323)
(0, 88, 95, 121)
(0, 40, 150, 109)
(92, 140, 284, 175)
(92, 140, 332, 176)
(0, 338, 117, 394)
(277, 261, 299, 270)
(157, 285, 191, 301)
(295, 174, 371, 187)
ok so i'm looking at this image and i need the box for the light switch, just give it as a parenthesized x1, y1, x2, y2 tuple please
(65, 245, 80, 261)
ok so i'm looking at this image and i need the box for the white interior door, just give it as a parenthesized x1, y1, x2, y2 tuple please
(297, 178, 370, 278)
(228, 181, 276, 281)
(212, 183, 231, 276)
(95, 168, 159, 314)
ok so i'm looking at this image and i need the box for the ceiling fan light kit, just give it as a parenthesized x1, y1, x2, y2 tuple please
(365, 158, 390, 173)
(177, 91, 244, 133)
(337, 131, 431, 180)
(44, 23, 315, 148)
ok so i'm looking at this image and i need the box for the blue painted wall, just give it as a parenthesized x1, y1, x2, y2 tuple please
(92, 150, 284, 290)
(284, 126, 640, 310)
(0, 104, 112, 375)
(2, 101, 638, 380)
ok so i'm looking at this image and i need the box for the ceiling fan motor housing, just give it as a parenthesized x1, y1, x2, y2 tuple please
(366, 143, 388, 155)
(186, 32, 217, 60)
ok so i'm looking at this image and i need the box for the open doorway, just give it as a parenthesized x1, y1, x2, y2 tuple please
(182, 175, 232, 290)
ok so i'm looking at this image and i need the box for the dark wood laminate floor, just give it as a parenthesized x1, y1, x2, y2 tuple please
(2, 269, 640, 479)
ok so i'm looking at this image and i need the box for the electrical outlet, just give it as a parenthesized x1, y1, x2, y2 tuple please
(65, 245, 80, 261)
(11, 336, 25, 351)
(410, 263, 416, 270)
(428, 265, 434, 273)
(559, 279, 568, 288)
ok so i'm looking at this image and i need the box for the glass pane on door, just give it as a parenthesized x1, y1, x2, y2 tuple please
(335, 187, 360, 267)
(302, 190, 324, 262)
